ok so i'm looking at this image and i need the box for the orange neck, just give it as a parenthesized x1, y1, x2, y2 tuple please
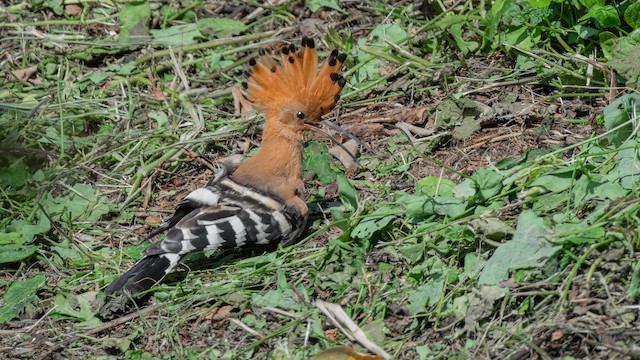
(231, 121, 305, 204)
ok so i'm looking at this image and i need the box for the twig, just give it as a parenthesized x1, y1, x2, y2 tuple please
(460, 76, 542, 96)
(229, 318, 264, 339)
(315, 300, 390, 359)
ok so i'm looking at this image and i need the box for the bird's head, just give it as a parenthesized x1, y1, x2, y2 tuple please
(245, 37, 347, 134)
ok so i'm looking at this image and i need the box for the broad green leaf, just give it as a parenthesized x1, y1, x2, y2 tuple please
(529, 0, 551, 8)
(150, 24, 202, 46)
(337, 174, 358, 210)
(87, 71, 110, 85)
(354, 24, 406, 83)
(196, 18, 247, 38)
(0, 160, 31, 189)
(612, 139, 640, 189)
(554, 223, 605, 245)
(625, 2, 640, 29)
(571, 174, 626, 205)
(578, 0, 605, 7)
(574, 25, 599, 40)
(0, 275, 46, 324)
(608, 32, 640, 87)
(398, 243, 425, 264)
(452, 178, 476, 198)
(118, 0, 150, 44)
(252, 289, 302, 311)
(8, 211, 51, 243)
(306, 0, 342, 12)
(0, 244, 41, 263)
(29, 0, 64, 15)
(303, 142, 335, 183)
(584, 4, 621, 28)
(52, 293, 102, 327)
(416, 176, 457, 197)
(478, 210, 560, 286)
(529, 170, 574, 192)
(397, 192, 467, 219)
(41, 183, 110, 223)
(351, 206, 397, 239)
(407, 281, 444, 314)
(473, 168, 503, 202)
(0, 232, 22, 245)
(602, 91, 635, 146)
(148, 111, 168, 129)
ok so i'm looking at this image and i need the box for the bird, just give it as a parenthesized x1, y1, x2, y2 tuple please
(101, 37, 347, 314)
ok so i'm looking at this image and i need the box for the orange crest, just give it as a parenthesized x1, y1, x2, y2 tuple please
(245, 37, 347, 125)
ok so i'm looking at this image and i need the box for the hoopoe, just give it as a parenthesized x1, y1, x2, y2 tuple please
(102, 37, 347, 313)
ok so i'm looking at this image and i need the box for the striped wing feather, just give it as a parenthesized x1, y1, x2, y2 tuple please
(104, 175, 304, 299)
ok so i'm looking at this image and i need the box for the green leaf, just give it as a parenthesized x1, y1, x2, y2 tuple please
(529, 170, 575, 192)
(473, 168, 503, 202)
(196, 18, 247, 38)
(52, 293, 102, 327)
(337, 174, 358, 210)
(603, 94, 640, 146)
(148, 111, 168, 129)
(625, 2, 640, 29)
(608, 32, 640, 87)
(150, 24, 202, 46)
(42, 183, 110, 223)
(0, 160, 31, 189)
(306, 0, 343, 13)
(585, 4, 621, 28)
(416, 176, 457, 197)
(8, 210, 51, 243)
(303, 142, 335, 183)
(570, 174, 626, 205)
(453, 178, 476, 198)
(87, 72, 110, 85)
(578, 0, 605, 7)
(555, 222, 605, 245)
(0, 243, 41, 263)
(118, 0, 150, 44)
(449, 23, 480, 55)
(397, 192, 467, 219)
(251, 289, 302, 311)
(613, 139, 640, 189)
(351, 206, 397, 239)
(573, 25, 599, 40)
(478, 210, 561, 286)
(0, 275, 46, 324)
(406, 281, 444, 315)
(354, 24, 407, 84)
(0, 232, 22, 245)
(529, 0, 551, 8)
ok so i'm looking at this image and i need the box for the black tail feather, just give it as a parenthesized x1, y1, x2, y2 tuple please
(105, 253, 180, 295)
(101, 254, 181, 318)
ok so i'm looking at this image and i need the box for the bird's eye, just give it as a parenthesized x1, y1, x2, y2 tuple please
(296, 112, 305, 119)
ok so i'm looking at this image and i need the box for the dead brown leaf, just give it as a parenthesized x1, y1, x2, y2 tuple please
(10, 66, 37, 82)
(232, 87, 253, 115)
(325, 328, 338, 340)
(65, 4, 82, 16)
(551, 328, 564, 341)
(204, 305, 233, 321)
(311, 346, 383, 360)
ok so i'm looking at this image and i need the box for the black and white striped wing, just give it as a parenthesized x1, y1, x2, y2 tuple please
(104, 178, 305, 299)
